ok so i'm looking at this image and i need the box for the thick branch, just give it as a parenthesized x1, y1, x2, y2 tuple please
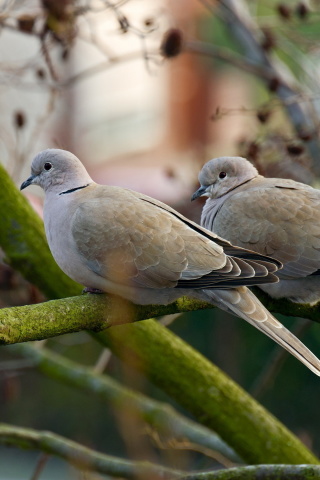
(0, 294, 212, 344)
(1, 292, 319, 346)
(11, 342, 240, 464)
(0, 423, 183, 479)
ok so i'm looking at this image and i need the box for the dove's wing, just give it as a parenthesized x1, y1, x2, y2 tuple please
(208, 179, 320, 279)
(70, 185, 280, 290)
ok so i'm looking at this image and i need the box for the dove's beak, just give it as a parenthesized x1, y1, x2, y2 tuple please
(191, 185, 208, 201)
(20, 174, 36, 191)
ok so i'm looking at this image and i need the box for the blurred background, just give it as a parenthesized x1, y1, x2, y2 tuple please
(1, 0, 320, 478)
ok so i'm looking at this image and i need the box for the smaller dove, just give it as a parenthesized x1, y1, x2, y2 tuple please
(20, 149, 320, 375)
(192, 156, 320, 305)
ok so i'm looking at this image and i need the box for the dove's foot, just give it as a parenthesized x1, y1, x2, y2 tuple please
(83, 287, 105, 294)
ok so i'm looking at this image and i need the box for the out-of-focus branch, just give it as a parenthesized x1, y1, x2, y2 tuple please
(197, 0, 320, 173)
(11, 342, 240, 465)
(185, 40, 273, 80)
(0, 423, 183, 479)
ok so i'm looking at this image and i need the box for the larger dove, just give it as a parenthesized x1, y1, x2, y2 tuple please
(192, 156, 320, 305)
(20, 149, 320, 375)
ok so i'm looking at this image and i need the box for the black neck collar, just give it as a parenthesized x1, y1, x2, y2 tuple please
(59, 183, 90, 195)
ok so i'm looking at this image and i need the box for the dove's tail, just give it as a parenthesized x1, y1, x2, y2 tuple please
(200, 286, 320, 376)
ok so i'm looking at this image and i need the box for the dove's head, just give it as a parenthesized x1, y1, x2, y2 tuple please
(20, 149, 93, 194)
(191, 156, 259, 201)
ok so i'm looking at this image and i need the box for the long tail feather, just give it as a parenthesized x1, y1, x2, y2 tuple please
(201, 287, 320, 376)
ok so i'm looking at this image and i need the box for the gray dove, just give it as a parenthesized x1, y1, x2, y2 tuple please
(20, 149, 320, 375)
(192, 156, 320, 305)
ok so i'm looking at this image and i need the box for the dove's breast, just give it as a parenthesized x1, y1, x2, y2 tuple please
(43, 190, 107, 289)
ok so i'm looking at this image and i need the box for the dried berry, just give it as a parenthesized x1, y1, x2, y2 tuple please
(298, 130, 313, 142)
(164, 167, 175, 179)
(118, 15, 129, 33)
(286, 144, 304, 155)
(17, 15, 35, 34)
(247, 142, 259, 161)
(14, 111, 26, 129)
(144, 18, 154, 28)
(268, 77, 280, 92)
(277, 4, 291, 19)
(36, 68, 46, 80)
(296, 3, 309, 19)
(261, 29, 276, 51)
(256, 109, 271, 124)
(61, 48, 69, 61)
(161, 29, 183, 58)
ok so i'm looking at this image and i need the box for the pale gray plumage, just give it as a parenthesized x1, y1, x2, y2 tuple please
(20, 149, 320, 375)
(192, 156, 320, 305)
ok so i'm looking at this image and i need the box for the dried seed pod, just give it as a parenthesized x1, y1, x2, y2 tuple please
(17, 15, 35, 34)
(268, 77, 280, 92)
(277, 3, 292, 19)
(256, 109, 271, 124)
(118, 14, 129, 33)
(298, 130, 313, 142)
(144, 18, 154, 28)
(286, 144, 304, 155)
(161, 29, 183, 58)
(261, 28, 276, 52)
(14, 111, 26, 129)
(36, 68, 46, 80)
(247, 142, 260, 161)
(296, 3, 309, 19)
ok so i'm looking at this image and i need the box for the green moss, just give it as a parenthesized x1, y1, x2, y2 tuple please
(98, 320, 319, 465)
(0, 164, 81, 299)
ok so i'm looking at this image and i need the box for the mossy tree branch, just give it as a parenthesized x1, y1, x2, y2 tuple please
(0, 293, 213, 344)
(1, 291, 320, 348)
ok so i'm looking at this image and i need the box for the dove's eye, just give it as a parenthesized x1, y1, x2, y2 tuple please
(219, 171, 227, 179)
(44, 162, 52, 171)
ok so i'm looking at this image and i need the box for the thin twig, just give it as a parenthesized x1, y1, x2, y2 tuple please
(30, 453, 50, 480)
(93, 348, 112, 373)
